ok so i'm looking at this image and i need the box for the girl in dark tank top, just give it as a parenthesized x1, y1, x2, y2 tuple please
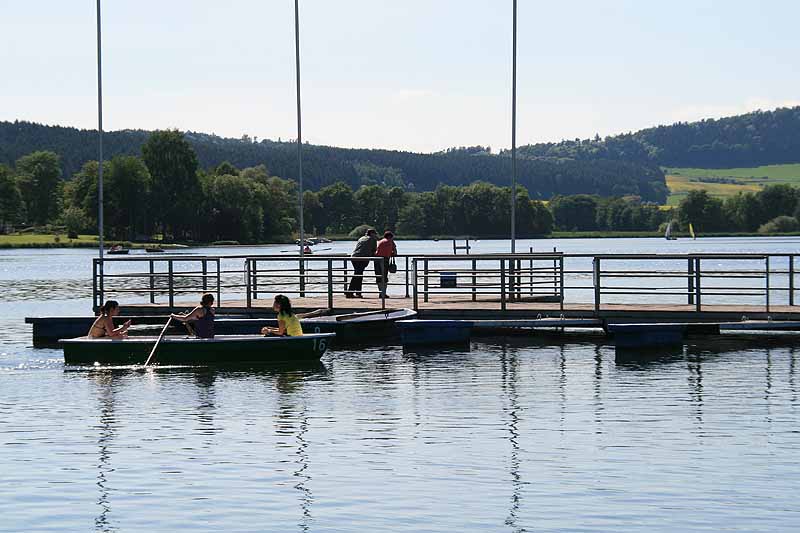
(171, 294, 215, 338)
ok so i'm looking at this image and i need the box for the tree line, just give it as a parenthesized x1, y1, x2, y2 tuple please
(3, 130, 800, 242)
(0, 120, 668, 203)
(515, 106, 800, 169)
(673, 186, 800, 234)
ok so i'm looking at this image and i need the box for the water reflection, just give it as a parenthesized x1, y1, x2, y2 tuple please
(273, 377, 314, 531)
(80, 362, 327, 532)
(88, 370, 121, 532)
(593, 345, 604, 434)
(686, 349, 704, 428)
(499, 344, 525, 533)
(790, 348, 797, 404)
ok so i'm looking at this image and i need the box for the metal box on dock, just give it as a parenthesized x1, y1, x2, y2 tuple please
(440, 272, 457, 288)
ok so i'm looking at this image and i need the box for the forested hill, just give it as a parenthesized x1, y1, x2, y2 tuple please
(516, 106, 800, 168)
(0, 120, 667, 203)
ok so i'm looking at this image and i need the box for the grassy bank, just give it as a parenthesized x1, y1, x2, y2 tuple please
(665, 163, 800, 206)
(0, 234, 188, 249)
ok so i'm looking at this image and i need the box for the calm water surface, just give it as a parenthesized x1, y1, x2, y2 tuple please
(2, 238, 800, 531)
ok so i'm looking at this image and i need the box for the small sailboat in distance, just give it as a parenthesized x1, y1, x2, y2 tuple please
(665, 221, 677, 240)
(689, 223, 696, 240)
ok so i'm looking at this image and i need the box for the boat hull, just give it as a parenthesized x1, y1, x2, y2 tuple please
(61, 333, 335, 366)
(29, 309, 416, 347)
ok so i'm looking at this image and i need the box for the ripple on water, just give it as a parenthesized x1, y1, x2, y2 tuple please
(1, 334, 800, 530)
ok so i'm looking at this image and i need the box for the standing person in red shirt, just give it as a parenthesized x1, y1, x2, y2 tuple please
(375, 231, 397, 298)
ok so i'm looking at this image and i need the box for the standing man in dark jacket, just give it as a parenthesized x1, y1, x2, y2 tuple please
(346, 228, 378, 298)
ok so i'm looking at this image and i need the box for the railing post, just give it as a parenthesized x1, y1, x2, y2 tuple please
(688, 258, 694, 305)
(216, 258, 221, 306)
(327, 259, 334, 310)
(790, 255, 795, 307)
(593, 257, 600, 316)
(412, 258, 419, 311)
(202, 259, 208, 292)
(92, 258, 99, 310)
(423, 259, 429, 303)
(765, 256, 771, 313)
(299, 256, 305, 298)
(149, 259, 155, 304)
(529, 249, 534, 296)
(252, 259, 257, 300)
(500, 258, 506, 311)
(167, 259, 174, 309)
(559, 256, 565, 311)
(472, 258, 477, 302)
(380, 258, 386, 310)
(245, 258, 252, 309)
(343, 259, 348, 294)
(507, 258, 514, 303)
(694, 258, 701, 312)
(405, 256, 410, 298)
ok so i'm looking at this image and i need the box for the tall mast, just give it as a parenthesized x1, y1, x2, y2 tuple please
(96, 0, 104, 258)
(294, 0, 304, 255)
(510, 0, 517, 254)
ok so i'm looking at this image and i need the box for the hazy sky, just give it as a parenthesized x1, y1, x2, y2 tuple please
(2, 0, 799, 152)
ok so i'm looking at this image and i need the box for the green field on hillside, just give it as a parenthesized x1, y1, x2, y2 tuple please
(665, 164, 800, 206)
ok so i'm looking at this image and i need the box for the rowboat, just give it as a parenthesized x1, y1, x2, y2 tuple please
(28, 308, 417, 347)
(61, 332, 335, 366)
(107, 245, 129, 255)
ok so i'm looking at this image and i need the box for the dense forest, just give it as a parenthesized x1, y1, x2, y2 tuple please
(0, 131, 672, 242)
(515, 106, 800, 168)
(4, 130, 799, 244)
(0, 120, 667, 203)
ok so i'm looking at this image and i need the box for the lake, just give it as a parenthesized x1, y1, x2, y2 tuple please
(2, 237, 800, 531)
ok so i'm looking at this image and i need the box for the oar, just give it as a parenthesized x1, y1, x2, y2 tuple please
(335, 308, 400, 321)
(144, 317, 172, 366)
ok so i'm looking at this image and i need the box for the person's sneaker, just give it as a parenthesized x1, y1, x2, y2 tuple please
(344, 293, 354, 298)
(354, 293, 363, 298)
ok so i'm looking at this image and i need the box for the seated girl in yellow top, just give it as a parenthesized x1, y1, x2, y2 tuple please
(261, 295, 303, 337)
(88, 300, 131, 338)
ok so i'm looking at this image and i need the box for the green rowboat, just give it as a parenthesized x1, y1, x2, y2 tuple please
(61, 333, 335, 366)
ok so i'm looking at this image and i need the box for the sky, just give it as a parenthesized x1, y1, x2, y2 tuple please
(2, 0, 799, 153)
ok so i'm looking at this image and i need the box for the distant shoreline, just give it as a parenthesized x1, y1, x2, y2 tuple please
(3, 231, 800, 249)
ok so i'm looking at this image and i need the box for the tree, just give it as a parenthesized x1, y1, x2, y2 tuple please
(549, 195, 599, 231)
(758, 215, 800, 234)
(61, 206, 89, 239)
(214, 161, 239, 176)
(105, 156, 151, 239)
(757, 185, 797, 222)
(354, 185, 388, 230)
(723, 192, 761, 232)
(15, 151, 62, 225)
(203, 173, 265, 242)
(677, 190, 726, 232)
(0, 164, 25, 228)
(141, 130, 199, 239)
(63, 160, 105, 231)
(317, 182, 358, 233)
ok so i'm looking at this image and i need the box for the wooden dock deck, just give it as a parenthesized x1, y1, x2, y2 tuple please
(126, 294, 800, 321)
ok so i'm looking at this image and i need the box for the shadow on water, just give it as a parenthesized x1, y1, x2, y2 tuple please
(614, 332, 800, 368)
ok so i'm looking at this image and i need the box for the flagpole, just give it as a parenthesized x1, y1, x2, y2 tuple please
(96, 0, 104, 259)
(510, 0, 517, 254)
(294, 0, 304, 257)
